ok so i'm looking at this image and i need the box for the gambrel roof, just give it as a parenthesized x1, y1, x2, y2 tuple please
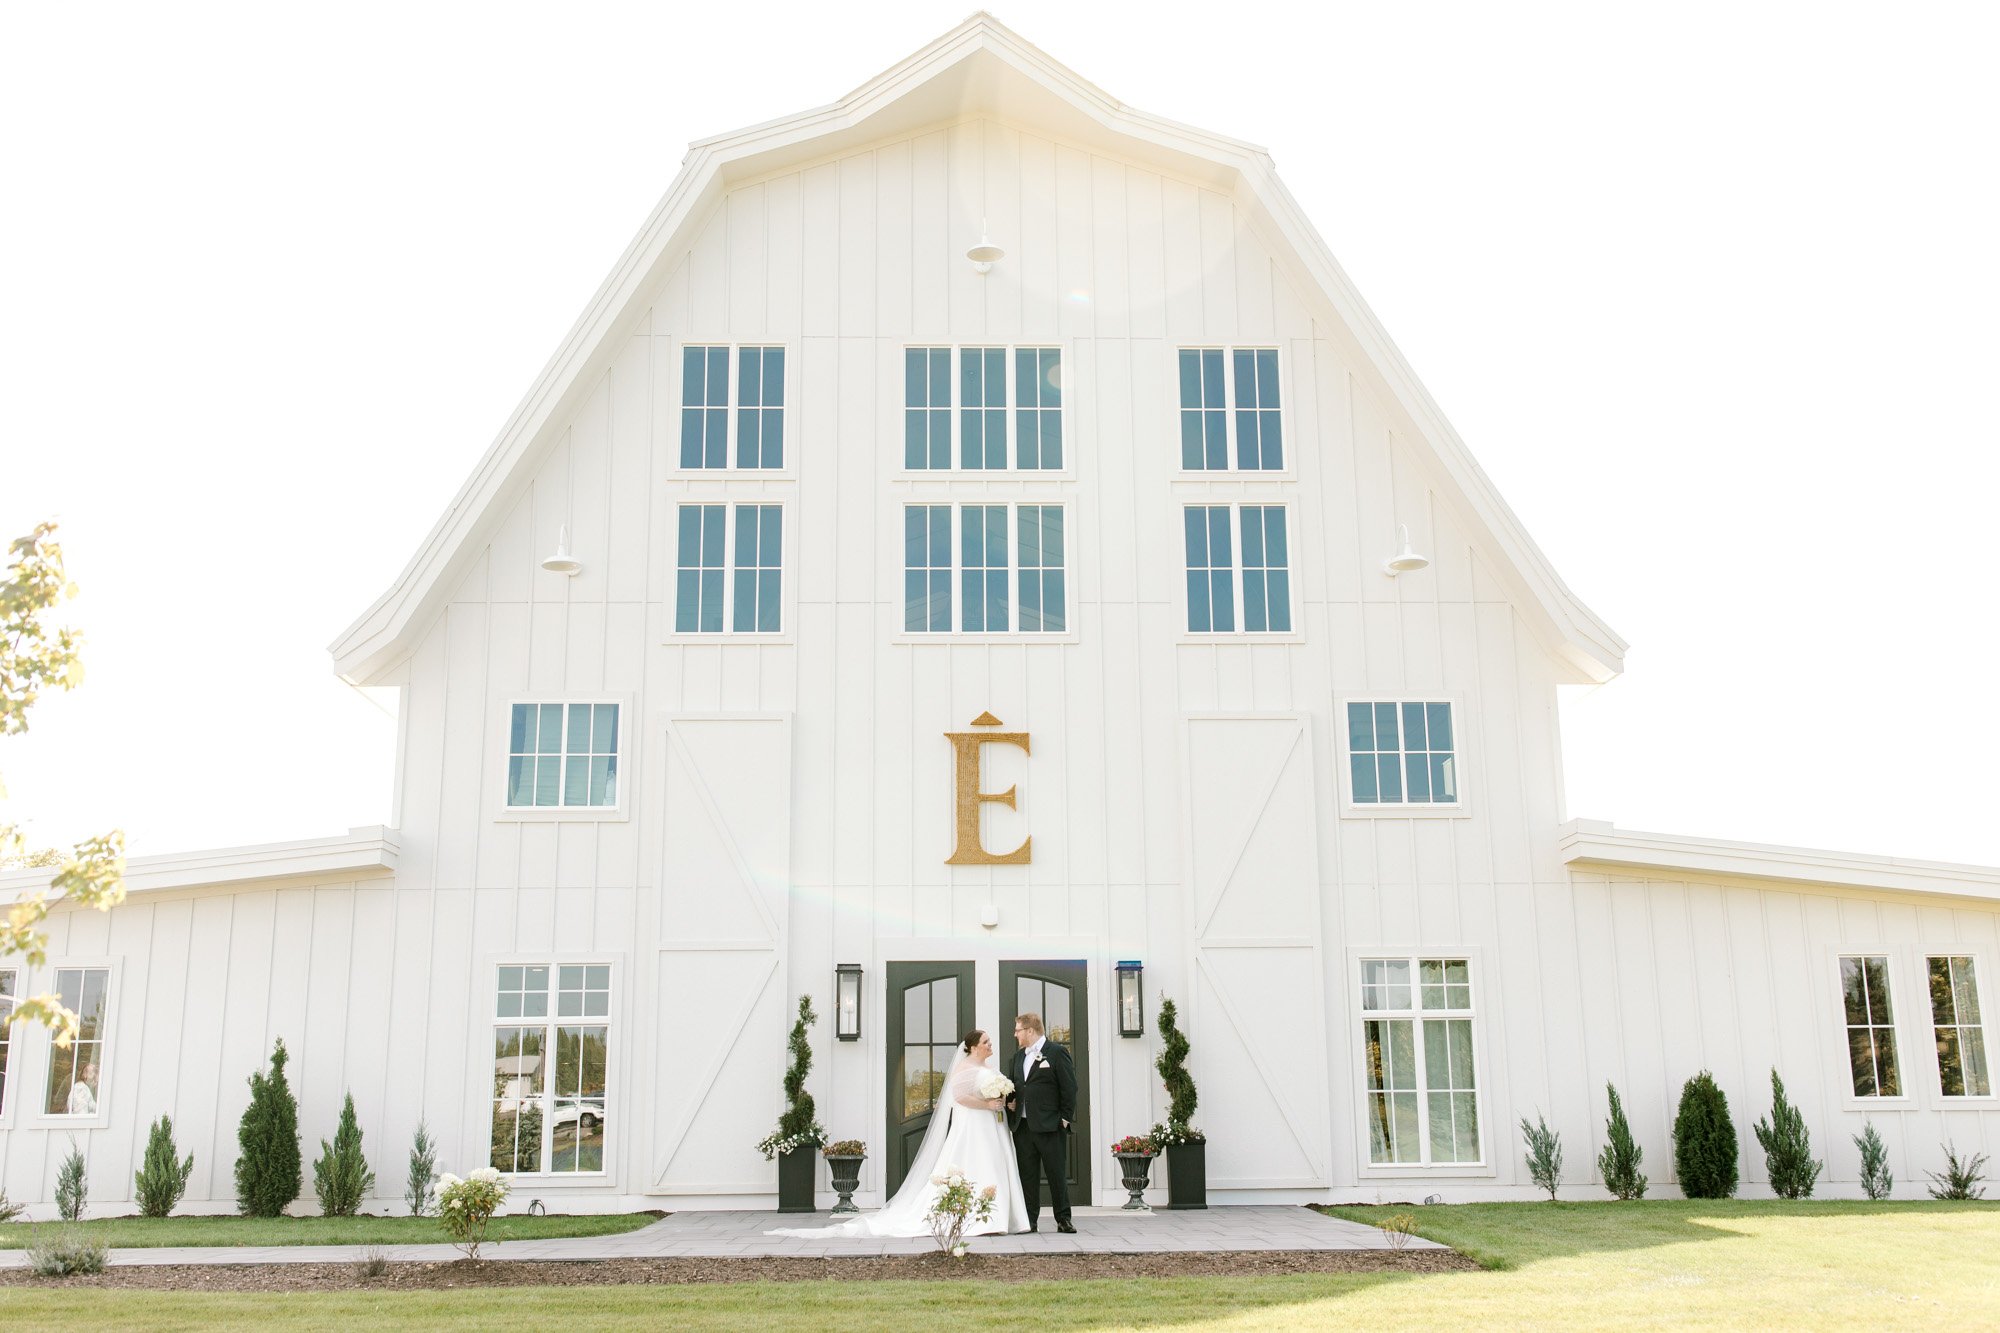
(330, 11, 1626, 685)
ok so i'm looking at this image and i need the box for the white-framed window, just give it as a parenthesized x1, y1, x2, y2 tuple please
(903, 345, 1064, 472)
(491, 962, 612, 1175)
(1839, 954, 1903, 1098)
(1345, 701, 1461, 806)
(1360, 957, 1480, 1166)
(1183, 503, 1292, 633)
(507, 703, 620, 809)
(1178, 347, 1283, 471)
(0, 968, 15, 1116)
(674, 502, 784, 633)
(1928, 954, 1991, 1097)
(680, 344, 787, 469)
(901, 503, 1068, 634)
(43, 967, 109, 1118)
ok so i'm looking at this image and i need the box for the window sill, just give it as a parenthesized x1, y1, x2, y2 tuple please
(1169, 470, 1299, 484)
(892, 630, 1081, 645)
(1340, 804, 1472, 820)
(661, 467, 799, 483)
(28, 1112, 112, 1131)
(495, 806, 631, 824)
(1175, 631, 1307, 646)
(661, 632, 796, 647)
(497, 1170, 613, 1184)
(1356, 1159, 1494, 1178)
(892, 470, 1077, 484)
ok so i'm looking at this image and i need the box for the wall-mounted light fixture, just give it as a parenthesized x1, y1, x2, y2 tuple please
(1382, 524, 1430, 577)
(540, 524, 582, 576)
(835, 963, 863, 1041)
(1117, 961, 1144, 1037)
(967, 217, 1005, 275)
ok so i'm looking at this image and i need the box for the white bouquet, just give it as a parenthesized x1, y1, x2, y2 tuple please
(977, 1071, 1014, 1122)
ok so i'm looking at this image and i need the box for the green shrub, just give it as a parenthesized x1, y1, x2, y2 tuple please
(26, 1226, 108, 1276)
(1672, 1071, 1739, 1199)
(1153, 995, 1204, 1143)
(405, 1119, 439, 1217)
(1597, 1082, 1647, 1199)
(1927, 1141, 1989, 1200)
(1753, 1069, 1823, 1199)
(134, 1114, 195, 1218)
(54, 1140, 87, 1221)
(1520, 1111, 1563, 1200)
(0, 1190, 25, 1223)
(1854, 1121, 1892, 1200)
(313, 1092, 376, 1217)
(756, 995, 826, 1158)
(235, 1038, 302, 1218)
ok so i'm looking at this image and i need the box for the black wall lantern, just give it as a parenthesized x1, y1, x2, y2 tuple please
(1116, 960, 1144, 1037)
(835, 963, 863, 1041)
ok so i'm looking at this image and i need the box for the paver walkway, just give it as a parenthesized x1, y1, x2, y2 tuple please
(0, 1205, 1439, 1268)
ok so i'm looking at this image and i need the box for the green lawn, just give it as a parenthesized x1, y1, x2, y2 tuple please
(0, 1211, 657, 1249)
(5, 1200, 1998, 1329)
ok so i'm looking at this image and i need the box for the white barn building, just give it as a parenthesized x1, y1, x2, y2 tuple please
(4, 15, 1996, 1215)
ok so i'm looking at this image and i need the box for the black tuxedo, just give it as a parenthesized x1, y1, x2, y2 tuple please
(1008, 1040, 1077, 1227)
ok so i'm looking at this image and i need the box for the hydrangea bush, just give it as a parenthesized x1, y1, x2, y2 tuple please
(435, 1167, 509, 1259)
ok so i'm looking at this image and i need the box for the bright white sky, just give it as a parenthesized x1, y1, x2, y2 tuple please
(4, 3, 1996, 866)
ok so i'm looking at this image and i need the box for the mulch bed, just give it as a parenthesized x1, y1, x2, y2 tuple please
(3, 1248, 1475, 1292)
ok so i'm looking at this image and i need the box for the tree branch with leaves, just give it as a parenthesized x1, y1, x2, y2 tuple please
(1, 522, 126, 1042)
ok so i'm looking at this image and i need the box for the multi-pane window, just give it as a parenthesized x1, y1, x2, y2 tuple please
(1347, 702, 1459, 806)
(1929, 955, 1991, 1097)
(1179, 347, 1283, 471)
(1183, 504, 1292, 633)
(675, 503, 783, 633)
(1840, 955, 1901, 1097)
(681, 345, 785, 469)
(508, 703, 619, 808)
(0, 970, 14, 1115)
(492, 963, 611, 1174)
(902, 503, 1067, 634)
(43, 967, 108, 1117)
(903, 346, 1063, 471)
(1361, 958, 1479, 1165)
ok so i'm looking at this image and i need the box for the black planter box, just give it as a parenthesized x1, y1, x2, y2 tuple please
(1164, 1140, 1207, 1209)
(777, 1147, 817, 1213)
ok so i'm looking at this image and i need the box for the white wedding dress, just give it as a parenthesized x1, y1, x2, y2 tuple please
(768, 1054, 1031, 1238)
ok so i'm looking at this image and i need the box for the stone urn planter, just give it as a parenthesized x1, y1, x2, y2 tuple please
(777, 1146, 817, 1213)
(823, 1141, 867, 1214)
(1114, 1153, 1156, 1210)
(1164, 1139, 1207, 1210)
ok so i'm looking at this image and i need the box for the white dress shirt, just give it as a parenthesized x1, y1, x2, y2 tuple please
(1022, 1037, 1045, 1080)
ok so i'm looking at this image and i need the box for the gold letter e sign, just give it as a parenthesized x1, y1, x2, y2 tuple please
(945, 712, 1031, 865)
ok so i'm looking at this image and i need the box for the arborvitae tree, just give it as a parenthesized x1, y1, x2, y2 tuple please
(405, 1119, 439, 1217)
(758, 995, 826, 1157)
(235, 1038, 302, 1217)
(54, 1140, 88, 1221)
(1153, 996, 1203, 1141)
(1753, 1069, 1823, 1199)
(1854, 1121, 1892, 1200)
(1598, 1082, 1648, 1199)
(1520, 1111, 1564, 1200)
(312, 1092, 376, 1217)
(134, 1115, 195, 1218)
(1672, 1071, 1739, 1199)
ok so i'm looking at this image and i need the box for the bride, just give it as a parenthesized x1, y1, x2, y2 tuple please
(769, 1028, 1030, 1238)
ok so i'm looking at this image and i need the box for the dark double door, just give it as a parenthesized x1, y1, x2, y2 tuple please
(884, 959, 1091, 1209)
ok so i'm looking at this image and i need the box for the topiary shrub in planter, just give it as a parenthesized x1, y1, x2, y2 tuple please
(1753, 1069, 1822, 1199)
(1153, 996, 1206, 1209)
(822, 1140, 866, 1215)
(757, 995, 826, 1213)
(1672, 1071, 1739, 1199)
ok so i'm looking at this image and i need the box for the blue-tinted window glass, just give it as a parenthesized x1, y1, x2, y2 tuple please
(1179, 350, 1228, 470)
(1185, 504, 1235, 632)
(1015, 348, 1062, 469)
(675, 504, 727, 633)
(905, 347, 951, 469)
(961, 504, 1010, 631)
(904, 505, 952, 632)
(735, 347, 785, 468)
(732, 504, 782, 632)
(1232, 348, 1283, 469)
(1238, 506, 1291, 632)
(960, 348, 1007, 469)
(680, 346, 730, 468)
(1017, 505, 1066, 632)
(1348, 700, 1458, 805)
(508, 700, 617, 807)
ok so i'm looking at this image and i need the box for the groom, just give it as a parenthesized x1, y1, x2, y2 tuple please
(1007, 1012, 1077, 1234)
